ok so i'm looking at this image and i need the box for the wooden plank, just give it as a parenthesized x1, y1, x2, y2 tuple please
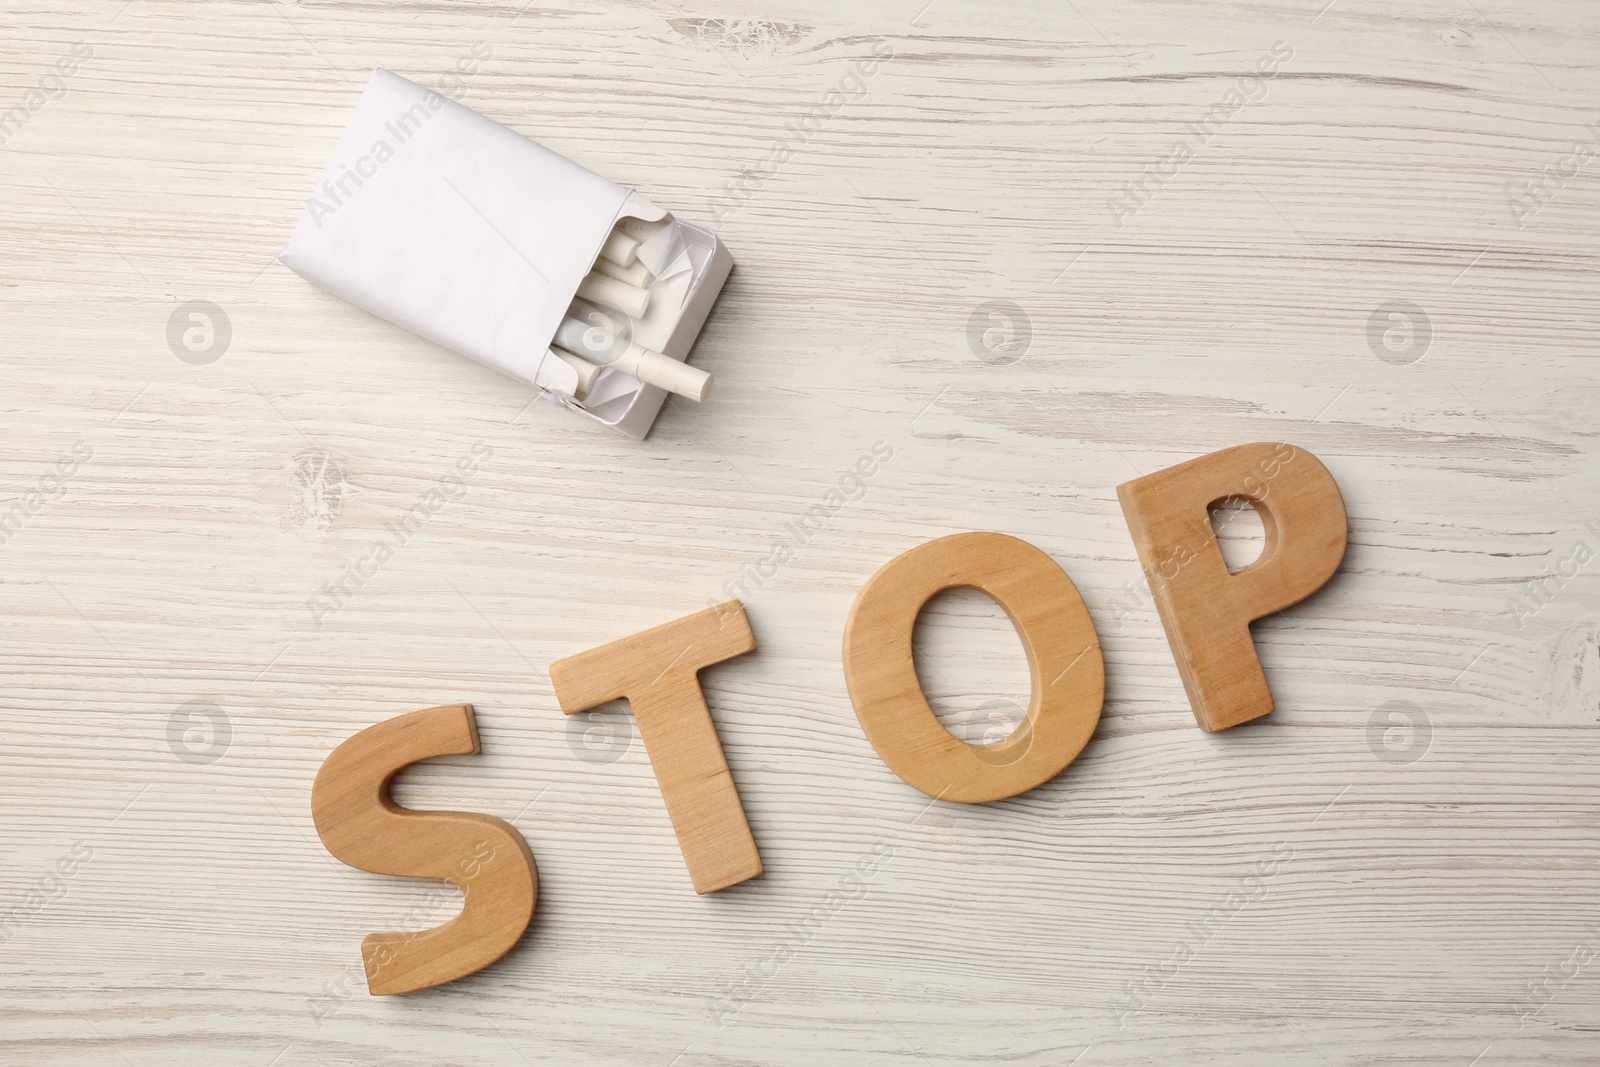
(0, 0, 1595, 1062)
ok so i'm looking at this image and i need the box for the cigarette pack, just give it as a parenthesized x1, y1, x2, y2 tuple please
(280, 69, 733, 439)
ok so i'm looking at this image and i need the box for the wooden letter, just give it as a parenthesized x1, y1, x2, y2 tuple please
(842, 532, 1105, 804)
(1116, 442, 1348, 731)
(311, 704, 537, 995)
(549, 601, 761, 894)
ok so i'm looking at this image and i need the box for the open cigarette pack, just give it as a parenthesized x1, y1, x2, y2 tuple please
(280, 69, 733, 439)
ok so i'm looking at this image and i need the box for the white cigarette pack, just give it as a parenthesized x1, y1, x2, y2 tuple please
(280, 69, 733, 439)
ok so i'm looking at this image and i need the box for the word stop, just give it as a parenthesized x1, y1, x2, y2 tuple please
(311, 440, 1347, 993)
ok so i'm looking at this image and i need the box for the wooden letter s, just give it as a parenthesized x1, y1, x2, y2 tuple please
(311, 703, 537, 995)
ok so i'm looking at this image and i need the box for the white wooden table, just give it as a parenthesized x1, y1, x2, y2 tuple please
(3, 1, 1596, 1063)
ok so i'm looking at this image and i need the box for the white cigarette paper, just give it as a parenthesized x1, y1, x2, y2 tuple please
(278, 71, 732, 439)
(532, 348, 581, 400)
(616, 216, 668, 243)
(278, 70, 630, 396)
(599, 229, 639, 267)
(550, 347, 602, 397)
(553, 313, 712, 402)
(576, 272, 650, 318)
(593, 255, 652, 288)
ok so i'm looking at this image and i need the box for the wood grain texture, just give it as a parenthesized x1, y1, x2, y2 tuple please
(0, 0, 1597, 1064)
(1117, 442, 1347, 731)
(844, 531, 1104, 801)
(550, 600, 762, 893)
(310, 703, 538, 995)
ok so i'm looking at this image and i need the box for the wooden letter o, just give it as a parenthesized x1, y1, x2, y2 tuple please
(843, 532, 1105, 804)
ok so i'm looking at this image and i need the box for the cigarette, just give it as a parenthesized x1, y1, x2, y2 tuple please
(552, 311, 712, 402)
(576, 271, 650, 318)
(532, 347, 591, 401)
(549, 346, 603, 397)
(616, 216, 669, 244)
(593, 254, 652, 288)
(599, 229, 639, 268)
